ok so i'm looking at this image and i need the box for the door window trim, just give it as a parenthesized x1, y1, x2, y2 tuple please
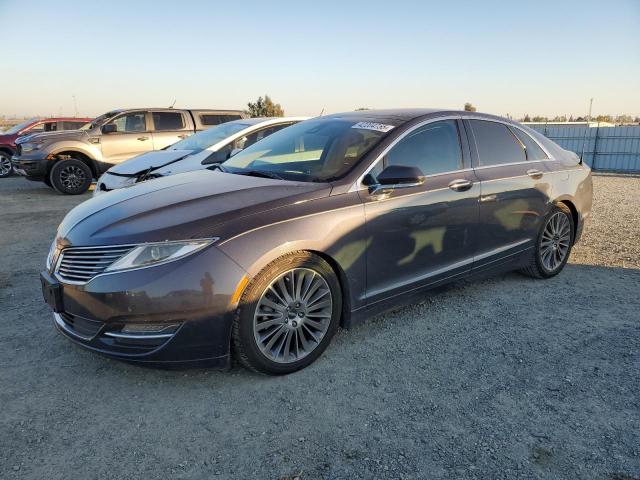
(350, 115, 467, 192)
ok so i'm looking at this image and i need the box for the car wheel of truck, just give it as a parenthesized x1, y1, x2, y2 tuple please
(0, 152, 13, 178)
(50, 159, 93, 195)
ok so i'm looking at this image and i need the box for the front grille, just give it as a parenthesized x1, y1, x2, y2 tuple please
(56, 245, 133, 283)
(59, 312, 104, 340)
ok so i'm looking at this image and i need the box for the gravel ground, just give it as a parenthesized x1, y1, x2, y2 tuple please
(0, 174, 638, 480)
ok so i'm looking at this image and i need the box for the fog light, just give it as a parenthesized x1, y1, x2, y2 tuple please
(120, 323, 180, 335)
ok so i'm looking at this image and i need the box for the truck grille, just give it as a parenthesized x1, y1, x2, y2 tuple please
(56, 245, 134, 283)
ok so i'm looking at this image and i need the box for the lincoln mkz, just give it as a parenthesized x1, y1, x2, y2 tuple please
(41, 109, 592, 374)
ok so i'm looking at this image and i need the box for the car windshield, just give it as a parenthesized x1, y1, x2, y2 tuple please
(86, 111, 119, 130)
(3, 118, 38, 135)
(169, 122, 251, 152)
(223, 118, 391, 182)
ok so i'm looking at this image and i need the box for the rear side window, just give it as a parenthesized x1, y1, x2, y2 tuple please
(200, 114, 243, 126)
(469, 120, 526, 166)
(60, 121, 86, 130)
(152, 112, 185, 131)
(511, 127, 548, 161)
(385, 120, 463, 176)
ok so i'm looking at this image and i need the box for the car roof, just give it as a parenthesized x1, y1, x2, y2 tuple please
(323, 108, 515, 127)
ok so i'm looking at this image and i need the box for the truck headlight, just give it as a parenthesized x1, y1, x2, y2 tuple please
(105, 239, 217, 272)
(21, 142, 43, 153)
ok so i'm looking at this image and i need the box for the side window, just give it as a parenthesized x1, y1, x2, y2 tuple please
(60, 121, 86, 130)
(385, 120, 463, 175)
(511, 127, 548, 161)
(110, 112, 147, 133)
(469, 120, 526, 166)
(200, 114, 243, 126)
(152, 112, 185, 131)
(235, 123, 294, 150)
(28, 123, 45, 133)
(43, 122, 57, 132)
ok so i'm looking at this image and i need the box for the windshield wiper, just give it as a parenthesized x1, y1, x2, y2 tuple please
(234, 169, 284, 180)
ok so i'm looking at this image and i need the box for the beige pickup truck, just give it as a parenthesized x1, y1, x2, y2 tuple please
(12, 108, 246, 194)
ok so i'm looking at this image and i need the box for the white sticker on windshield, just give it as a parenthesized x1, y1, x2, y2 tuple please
(351, 121, 395, 133)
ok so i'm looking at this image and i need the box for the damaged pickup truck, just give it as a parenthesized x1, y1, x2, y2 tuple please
(11, 107, 245, 194)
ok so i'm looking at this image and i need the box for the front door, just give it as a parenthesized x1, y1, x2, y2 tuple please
(465, 119, 551, 269)
(99, 111, 153, 166)
(361, 119, 480, 304)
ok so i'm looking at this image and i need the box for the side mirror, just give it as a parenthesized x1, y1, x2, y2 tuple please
(377, 165, 425, 185)
(102, 124, 117, 134)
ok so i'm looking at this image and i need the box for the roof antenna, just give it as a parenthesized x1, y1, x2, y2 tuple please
(169, 99, 176, 109)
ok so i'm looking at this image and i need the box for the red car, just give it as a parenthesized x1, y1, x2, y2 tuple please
(0, 117, 92, 177)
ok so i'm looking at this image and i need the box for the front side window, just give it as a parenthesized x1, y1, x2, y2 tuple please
(60, 121, 87, 130)
(469, 120, 526, 166)
(169, 121, 251, 152)
(109, 112, 147, 133)
(234, 123, 294, 150)
(385, 120, 462, 176)
(224, 118, 390, 182)
(152, 112, 185, 131)
(511, 127, 548, 161)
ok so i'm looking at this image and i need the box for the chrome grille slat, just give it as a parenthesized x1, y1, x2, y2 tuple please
(55, 245, 134, 283)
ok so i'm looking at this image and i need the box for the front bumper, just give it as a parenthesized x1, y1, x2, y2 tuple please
(45, 245, 248, 367)
(94, 172, 138, 196)
(11, 155, 48, 180)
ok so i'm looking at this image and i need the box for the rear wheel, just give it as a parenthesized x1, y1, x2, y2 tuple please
(232, 252, 342, 375)
(0, 151, 13, 178)
(50, 159, 92, 195)
(520, 204, 574, 278)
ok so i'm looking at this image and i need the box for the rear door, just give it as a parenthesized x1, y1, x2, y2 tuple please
(150, 110, 193, 150)
(466, 119, 550, 269)
(99, 111, 153, 165)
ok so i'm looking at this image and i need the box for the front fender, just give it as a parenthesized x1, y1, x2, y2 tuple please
(46, 141, 102, 163)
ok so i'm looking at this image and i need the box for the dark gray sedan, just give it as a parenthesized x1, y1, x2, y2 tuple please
(41, 109, 592, 374)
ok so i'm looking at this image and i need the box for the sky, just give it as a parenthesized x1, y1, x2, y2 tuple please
(1, 0, 639, 119)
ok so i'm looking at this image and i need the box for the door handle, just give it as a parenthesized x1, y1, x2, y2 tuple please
(448, 179, 473, 192)
(137, 136, 149, 141)
(526, 168, 544, 179)
(177, 134, 189, 139)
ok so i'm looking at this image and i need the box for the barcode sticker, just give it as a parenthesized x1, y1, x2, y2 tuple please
(351, 122, 395, 133)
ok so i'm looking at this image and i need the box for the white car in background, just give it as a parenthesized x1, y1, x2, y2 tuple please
(94, 117, 308, 195)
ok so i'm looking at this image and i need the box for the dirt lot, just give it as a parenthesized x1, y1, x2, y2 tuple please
(0, 175, 638, 480)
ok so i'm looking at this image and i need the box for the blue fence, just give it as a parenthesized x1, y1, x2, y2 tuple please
(526, 124, 640, 172)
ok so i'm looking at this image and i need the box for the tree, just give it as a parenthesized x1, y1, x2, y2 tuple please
(531, 116, 548, 122)
(464, 102, 476, 112)
(246, 95, 284, 117)
(523, 114, 531, 122)
(595, 114, 612, 123)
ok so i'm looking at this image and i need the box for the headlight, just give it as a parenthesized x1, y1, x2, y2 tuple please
(105, 239, 217, 272)
(21, 142, 43, 153)
(46, 240, 59, 270)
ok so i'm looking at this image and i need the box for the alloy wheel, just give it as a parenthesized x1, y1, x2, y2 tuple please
(0, 154, 11, 176)
(540, 211, 571, 271)
(253, 268, 333, 364)
(59, 165, 87, 190)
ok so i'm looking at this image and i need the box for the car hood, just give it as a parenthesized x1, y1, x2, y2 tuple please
(57, 170, 331, 247)
(17, 129, 87, 144)
(108, 150, 195, 175)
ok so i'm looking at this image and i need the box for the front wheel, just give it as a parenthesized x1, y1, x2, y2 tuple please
(520, 204, 574, 279)
(232, 252, 342, 375)
(50, 159, 93, 195)
(0, 152, 13, 178)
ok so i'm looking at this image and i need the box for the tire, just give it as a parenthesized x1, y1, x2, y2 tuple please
(0, 151, 13, 178)
(49, 159, 93, 195)
(520, 204, 574, 279)
(232, 251, 342, 375)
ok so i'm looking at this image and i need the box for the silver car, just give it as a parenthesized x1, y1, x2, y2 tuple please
(94, 117, 308, 195)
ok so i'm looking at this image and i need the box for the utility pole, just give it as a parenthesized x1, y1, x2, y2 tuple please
(587, 98, 593, 123)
